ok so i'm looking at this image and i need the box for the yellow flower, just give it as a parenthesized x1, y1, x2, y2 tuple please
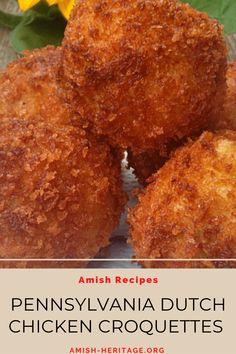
(18, 0, 75, 20)
(18, 0, 41, 12)
(57, 0, 75, 20)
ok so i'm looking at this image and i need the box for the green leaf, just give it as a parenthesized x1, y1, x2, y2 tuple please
(2, 3, 66, 53)
(0, 10, 22, 29)
(182, 0, 236, 34)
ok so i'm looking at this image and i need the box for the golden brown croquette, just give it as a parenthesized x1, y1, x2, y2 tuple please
(63, 0, 227, 153)
(129, 131, 236, 268)
(0, 46, 126, 267)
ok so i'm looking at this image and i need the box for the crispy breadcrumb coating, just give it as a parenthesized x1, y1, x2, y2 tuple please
(129, 61, 236, 184)
(129, 61, 236, 185)
(214, 61, 236, 131)
(0, 47, 126, 268)
(129, 131, 236, 268)
(63, 0, 227, 153)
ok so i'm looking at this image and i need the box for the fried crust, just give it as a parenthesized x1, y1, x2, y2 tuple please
(129, 131, 236, 268)
(63, 0, 227, 153)
(0, 47, 126, 268)
(129, 61, 236, 183)
(213, 61, 236, 131)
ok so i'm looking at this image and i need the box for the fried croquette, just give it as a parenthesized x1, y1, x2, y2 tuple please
(0, 47, 126, 267)
(63, 0, 227, 153)
(129, 131, 236, 268)
(214, 61, 236, 131)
